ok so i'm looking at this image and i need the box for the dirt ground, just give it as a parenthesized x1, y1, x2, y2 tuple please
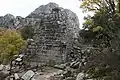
(32, 67, 61, 80)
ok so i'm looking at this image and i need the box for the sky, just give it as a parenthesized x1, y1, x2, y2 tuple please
(0, 0, 88, 28)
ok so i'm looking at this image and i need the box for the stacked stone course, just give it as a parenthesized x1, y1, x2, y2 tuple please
(25, 3, 80, 65)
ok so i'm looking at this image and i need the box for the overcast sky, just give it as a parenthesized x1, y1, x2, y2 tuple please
(0, 0, 88, 27)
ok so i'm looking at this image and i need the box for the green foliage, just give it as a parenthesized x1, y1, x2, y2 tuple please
(87, 67, 114, 80)
(0, 28, 26, 64)
(83, 19, 93, 29)
(93, 26, 103, 32)
(80, 0, 117, 14)
(80, 0, 120, 79)
(81, 0, 120, 36)
(20, 25, 34, 40)
(85, 19, 93, 25)
(80, 0, 102, 12)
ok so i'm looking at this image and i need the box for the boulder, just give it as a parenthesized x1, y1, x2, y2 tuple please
(57, 70, 64, 75)
(16, 58, 22, 62)
(76, 73, 84, 80)
(76, 73, 88, 80)
(5, 65, 10, 71)
(54, 64, 66, 69)
(0, 72, 9, 80)
(14, 73, 19, 80)
(21, 70, 35, 80)
(0, 64, 4, 71)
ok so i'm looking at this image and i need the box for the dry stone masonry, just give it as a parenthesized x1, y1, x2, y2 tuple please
(26, 2, 80, 65)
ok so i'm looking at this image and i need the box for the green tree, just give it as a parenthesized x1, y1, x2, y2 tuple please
(0, 28, 26, 64)
(79, 0, 120, 79)
(20, 25, 34, 40)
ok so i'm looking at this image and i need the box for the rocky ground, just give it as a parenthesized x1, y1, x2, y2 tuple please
(0, 56, 93, 80)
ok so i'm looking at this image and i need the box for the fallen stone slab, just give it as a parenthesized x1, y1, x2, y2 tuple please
(54, 64, 66, 69)
(21, 70, 35, 80)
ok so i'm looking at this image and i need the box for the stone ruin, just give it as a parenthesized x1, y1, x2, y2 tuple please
(0, 3, 96, 80)
(0, 2, 80, 66)
(25, 2, 80, 65)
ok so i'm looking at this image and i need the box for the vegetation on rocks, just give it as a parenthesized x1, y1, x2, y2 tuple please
(79, 0, 120, 79)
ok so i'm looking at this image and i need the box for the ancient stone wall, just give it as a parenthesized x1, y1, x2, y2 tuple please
(25, 3, 80, 65)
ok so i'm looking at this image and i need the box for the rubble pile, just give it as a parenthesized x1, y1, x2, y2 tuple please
(49, 45, 94, 80)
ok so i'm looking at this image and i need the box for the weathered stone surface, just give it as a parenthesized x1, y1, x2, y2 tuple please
(21, 70, 35, 80)
(0, 64, 4, 71)
(0, 14, 25, 28)
(0, 72, 9, 80)
(76, 73, 89, 80)
(0, 14, 15, 28)
(25, 2, 80, 65)
(14, 73, 19, 80)
(54, 64, 66, 69)
(76, 73, 85, 80)
(27, 3, 59, 18)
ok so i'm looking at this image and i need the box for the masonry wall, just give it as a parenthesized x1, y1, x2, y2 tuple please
(25, 3, 80, 65)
